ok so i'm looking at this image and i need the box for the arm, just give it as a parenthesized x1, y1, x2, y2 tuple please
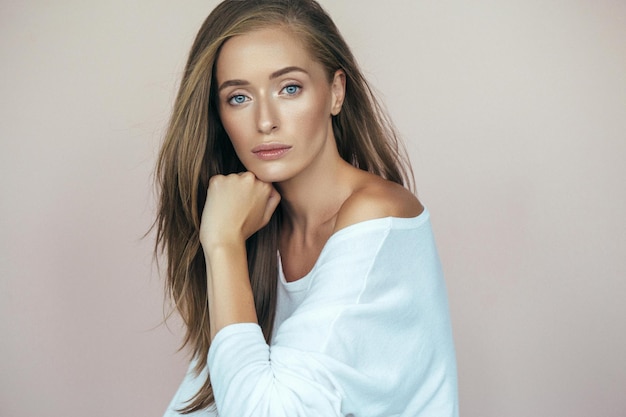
(204, 240, 256, 340)
(199, 172, 345, 416)
(199, 172, 280, 339)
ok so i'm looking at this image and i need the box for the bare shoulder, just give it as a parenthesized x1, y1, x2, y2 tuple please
(334, 174, 424, 233)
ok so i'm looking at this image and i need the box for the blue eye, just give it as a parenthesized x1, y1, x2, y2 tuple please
(283, 85, 301, 95)
(229, 94, 248, 105)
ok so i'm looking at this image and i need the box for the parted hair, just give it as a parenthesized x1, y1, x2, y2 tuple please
(154, 0, 414, 412)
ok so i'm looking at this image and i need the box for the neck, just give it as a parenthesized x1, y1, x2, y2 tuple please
(276, 144, 353, 237)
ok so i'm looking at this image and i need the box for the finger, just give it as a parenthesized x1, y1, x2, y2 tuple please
(262, 187, 281, 224)
(268, 186, 281, 206)
(237, 171, 256, 180)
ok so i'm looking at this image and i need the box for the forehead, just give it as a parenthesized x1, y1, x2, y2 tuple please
(215, 27, 321, 82)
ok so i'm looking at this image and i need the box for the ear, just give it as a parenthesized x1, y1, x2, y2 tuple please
(330, 69, 346, 116)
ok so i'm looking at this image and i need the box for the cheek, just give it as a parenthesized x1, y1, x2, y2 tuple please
(220, 112, 248, 150)
(285, 93, 331, 134)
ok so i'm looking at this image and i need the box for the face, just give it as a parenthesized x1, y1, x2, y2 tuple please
(215, 27, 345, 183)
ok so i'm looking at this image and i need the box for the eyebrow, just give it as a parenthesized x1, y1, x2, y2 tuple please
(270, 66, 308, 79)
(217, 66, 309, 93)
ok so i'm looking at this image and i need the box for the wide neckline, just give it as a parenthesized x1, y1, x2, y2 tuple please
(277, 208, 430, 291)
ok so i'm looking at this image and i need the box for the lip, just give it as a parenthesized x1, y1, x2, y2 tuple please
(251, 143, 292, 161)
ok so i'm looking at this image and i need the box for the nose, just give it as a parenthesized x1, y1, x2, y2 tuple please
(256, 95, 279, 134)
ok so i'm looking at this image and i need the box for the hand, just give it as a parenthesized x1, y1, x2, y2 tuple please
(199, 172, 281, 250)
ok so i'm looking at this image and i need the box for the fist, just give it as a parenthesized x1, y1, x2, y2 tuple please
(199, 172, 280, 248)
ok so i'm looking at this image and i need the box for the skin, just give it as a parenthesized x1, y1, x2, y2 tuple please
(201, 27, 423, 339)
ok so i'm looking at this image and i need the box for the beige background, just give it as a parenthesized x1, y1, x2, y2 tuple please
(1, 1, 625, 416)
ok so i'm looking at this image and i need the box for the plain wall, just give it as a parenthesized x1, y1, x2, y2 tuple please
(1, 1, 624, 416)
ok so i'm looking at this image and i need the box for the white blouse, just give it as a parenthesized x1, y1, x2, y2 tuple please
(164, 208, 458, 417)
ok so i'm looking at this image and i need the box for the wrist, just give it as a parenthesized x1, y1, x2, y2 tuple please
(202, 236, 246, 261)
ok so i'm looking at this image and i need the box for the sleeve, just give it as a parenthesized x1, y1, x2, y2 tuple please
(207, 218, 458, 417)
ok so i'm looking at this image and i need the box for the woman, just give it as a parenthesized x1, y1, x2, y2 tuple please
(156, 0, 458, 416)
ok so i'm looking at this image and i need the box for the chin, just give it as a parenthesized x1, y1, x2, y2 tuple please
(240, 160, 294, 183)
(244, 167, 288, 184)
(255, 173, 289, 184)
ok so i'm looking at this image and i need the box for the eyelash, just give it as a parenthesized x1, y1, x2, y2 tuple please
(226, 84, 303, 106)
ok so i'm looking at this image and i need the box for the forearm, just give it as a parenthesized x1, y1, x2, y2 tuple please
(204, 240, 258, 340)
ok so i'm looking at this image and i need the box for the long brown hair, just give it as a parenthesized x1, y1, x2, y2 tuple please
(154, 0, 414, 412)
